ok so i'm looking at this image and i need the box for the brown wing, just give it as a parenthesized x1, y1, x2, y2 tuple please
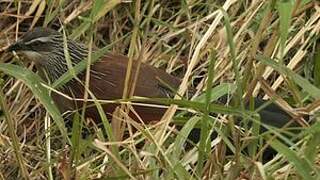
(88, 53, 181, 100)
(54, 53, 181, 122)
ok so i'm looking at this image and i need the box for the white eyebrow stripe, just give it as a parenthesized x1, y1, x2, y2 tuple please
(25, 37, 51, 45)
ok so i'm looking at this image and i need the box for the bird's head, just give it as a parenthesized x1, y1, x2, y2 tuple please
(8, 27, 88, 82)
(8, 27, 63, 63)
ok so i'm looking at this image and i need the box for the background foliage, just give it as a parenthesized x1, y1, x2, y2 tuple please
(0, 0, 319, 179)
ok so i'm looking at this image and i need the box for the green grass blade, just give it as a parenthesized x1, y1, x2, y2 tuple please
(258, 55, 320, 99)
(70, 0, 121, 39)
(0, 63, 69, 143)
(269, 138, 316, 179)
(277, 0, 293, 62)
(197, 50, 216, 174)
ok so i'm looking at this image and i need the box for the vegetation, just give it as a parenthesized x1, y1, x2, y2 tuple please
(0, 0, 319, 179)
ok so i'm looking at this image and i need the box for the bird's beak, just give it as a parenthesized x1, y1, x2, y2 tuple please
(7, 41, 23, 52)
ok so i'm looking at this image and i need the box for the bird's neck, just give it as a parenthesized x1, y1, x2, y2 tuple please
(40, 41, 89, 84)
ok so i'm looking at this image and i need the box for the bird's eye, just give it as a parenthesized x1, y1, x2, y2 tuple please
(25, 37, 50, 47)
(31, 40, 42, 46)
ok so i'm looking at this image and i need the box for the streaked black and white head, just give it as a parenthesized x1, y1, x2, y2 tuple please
(8, 27, 88, 82)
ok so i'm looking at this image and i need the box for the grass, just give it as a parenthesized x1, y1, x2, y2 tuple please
(0, 0, 320, 179)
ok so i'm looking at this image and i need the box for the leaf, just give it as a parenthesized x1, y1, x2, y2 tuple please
(269, 138, 315, 179)
(0, 63, 69, 143)
(194, 83, 236, 103)
(258, 55, 320, 99)
(277, 0, 293, 61)
(70, 0, 121, 39)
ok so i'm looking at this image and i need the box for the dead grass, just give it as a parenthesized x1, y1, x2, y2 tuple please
(0, 0, 320, 179)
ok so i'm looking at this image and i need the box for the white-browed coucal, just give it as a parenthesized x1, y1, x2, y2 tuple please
(7, 27, 302, 130)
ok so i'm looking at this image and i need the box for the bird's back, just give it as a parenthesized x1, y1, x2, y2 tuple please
(54, 53, 181, 122)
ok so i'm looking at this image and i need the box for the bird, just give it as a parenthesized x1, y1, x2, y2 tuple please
(7, 27, 302, 130)
(8, 27, 182, 123)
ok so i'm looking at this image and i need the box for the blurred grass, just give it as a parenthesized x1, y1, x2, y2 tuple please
(0, 0, 319, 179)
